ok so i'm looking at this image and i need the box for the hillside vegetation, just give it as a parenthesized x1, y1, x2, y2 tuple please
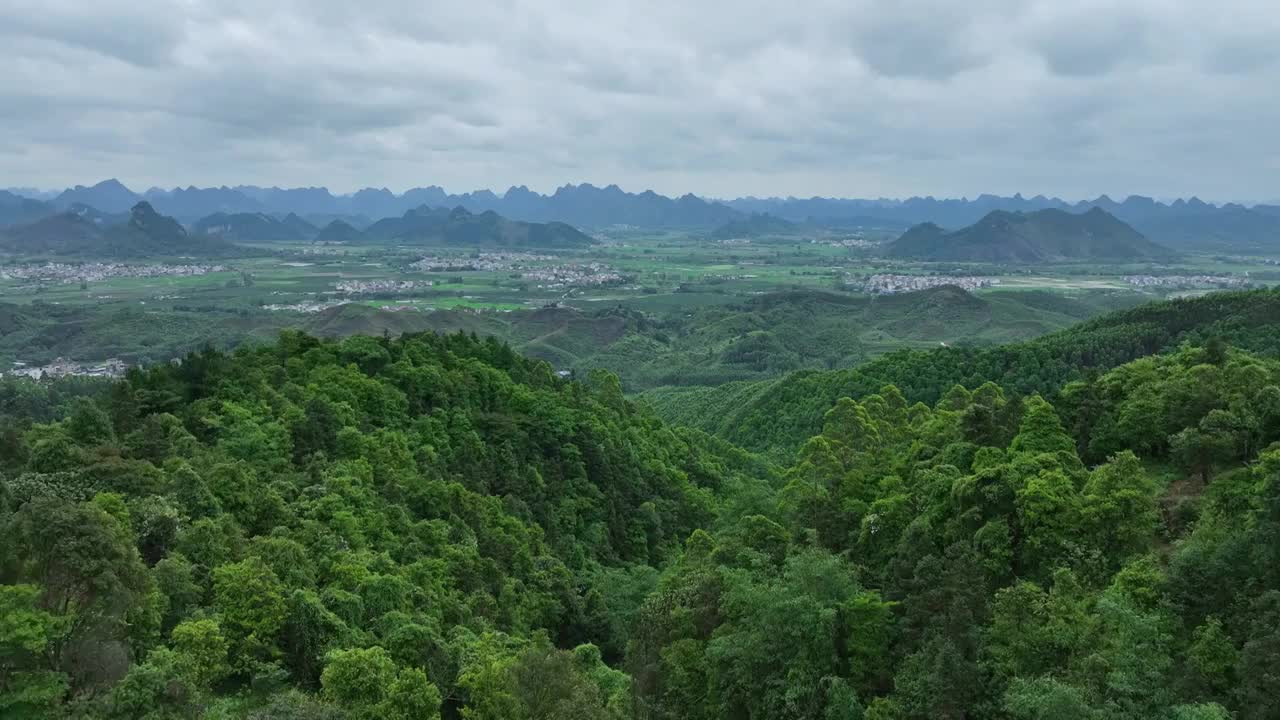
(643, 288, 1280, 459)
(4, 319, 1280, 718)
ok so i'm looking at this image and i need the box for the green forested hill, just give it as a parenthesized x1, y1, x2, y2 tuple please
(633, 347, 1280, 720)
(5, 328, 1280, 718)
(0, 331, 770, 718)
(302, 288, 1141, 390)
(642, 287, 1280, 459)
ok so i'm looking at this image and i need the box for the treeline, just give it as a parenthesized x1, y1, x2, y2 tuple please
(644, 287, 1280, 459)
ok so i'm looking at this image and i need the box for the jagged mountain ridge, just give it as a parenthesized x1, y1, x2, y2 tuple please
(7, 180, 1280, 246)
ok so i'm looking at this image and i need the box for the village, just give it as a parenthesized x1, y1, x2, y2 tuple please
(0, 262, 229, 285)
(859, 273, 999, 294)
(2, 356, 129, 380)
(1123, 274, 1250, 289)
(335, 279, 433, 294)
(409, 251, 553, 272)
(519, 263, 625, 288)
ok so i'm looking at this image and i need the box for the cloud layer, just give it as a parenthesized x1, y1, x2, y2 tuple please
(3, 0, 1278, 200)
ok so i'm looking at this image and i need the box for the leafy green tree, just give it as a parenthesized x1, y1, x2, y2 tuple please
(0, 584, 69, 719)
(171, 618, 230, 690)
(213, 557, 287, 671)
(320, 646, 438, 719)
(1003, 677, 1098, 720)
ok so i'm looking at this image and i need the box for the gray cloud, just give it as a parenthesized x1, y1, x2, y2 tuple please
(0, 0, 1277, 201)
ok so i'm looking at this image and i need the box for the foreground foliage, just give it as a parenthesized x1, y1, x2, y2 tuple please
(4, 302, 1280, 718)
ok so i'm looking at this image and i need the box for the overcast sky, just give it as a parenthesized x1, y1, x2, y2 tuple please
(2, 0, 1278, 201)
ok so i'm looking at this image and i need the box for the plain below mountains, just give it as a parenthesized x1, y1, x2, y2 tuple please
(0, 202, 244, 258)
(887, 207, 1174, 263)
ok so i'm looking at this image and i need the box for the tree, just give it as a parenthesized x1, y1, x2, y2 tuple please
(0, 584, 69, 719)
(4, 496, 149, 682)
(1080, 452, 1158, 570)
(170, 618, 230, 690)
(1003, 677, 1098, 720)
(212, 557, 287, 670)
(320, 646, 439, 720)
(1170, 427, 1233, 484)
(1010, 396, 1076, 457)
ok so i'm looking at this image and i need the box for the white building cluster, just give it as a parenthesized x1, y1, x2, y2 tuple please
(521, 263, 624, 288)
(860, 274, 999, 294)
(335, 279, 432, 294)
(1123, 275, 1248, 289)
(0, 262, 228, 284)
(3, 357, 128, 380)
(410, 252, 553, 272)
(262, 300, 349, 313)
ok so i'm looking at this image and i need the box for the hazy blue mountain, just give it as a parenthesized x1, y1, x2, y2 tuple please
(887, 207, 1172, 262)
(363, 205, 595, 247)
(0, 191, 55, 228)
(710, 212, 799, 238)
(52, 179, 140, 213)
(3, 187, 58, 201)
(34, 181, 1280, 244)
(348, 187, 402, 219)
(0, 212, 104, 256)
(234, 186, 337, 216)
(314, 219, 364, 243)
(1, 202, 243, 258)
(1126, 205, 1280, 251)
(280, 213, 318, 239)
(144, 186, 264, 219)
(725, 193, 1280, 250)
(305, 213, 373, 231)
(193, 211, 312, 242)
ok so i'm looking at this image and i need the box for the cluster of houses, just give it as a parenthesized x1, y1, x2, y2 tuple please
(262, 300, 349, 313)
(3, 357, 128, 380)
(1123, 274, 1249, 289)
(859, 274, 999, 294)
(409, 252, 553, 272)
(335, 279, 432, 294)
(0, 262, 228, 285)
(521, 263, 625, 288)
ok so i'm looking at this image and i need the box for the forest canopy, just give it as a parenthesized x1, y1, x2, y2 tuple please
(4, 292, 1280, 719)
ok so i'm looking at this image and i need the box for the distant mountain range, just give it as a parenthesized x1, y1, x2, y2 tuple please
(0, 202, 244, 258)
(25, 179, 739, 229)
(887, 208, 1173, 263)
(4, 180, 1279, 249)
(730, 193, 1280, 250)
